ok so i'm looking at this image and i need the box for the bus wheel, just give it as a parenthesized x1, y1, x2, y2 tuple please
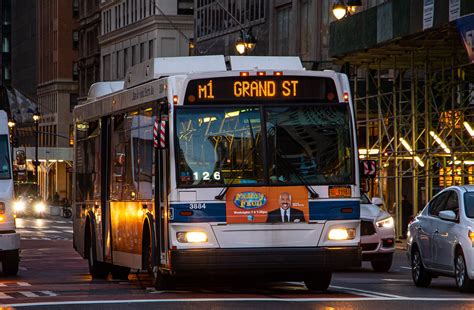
(111, 265, 130, 280)
(304, 271, 332, 291)
(86, 226, 109, 279)
(2, 250, 19, 276)
(142, 230, 174, 290)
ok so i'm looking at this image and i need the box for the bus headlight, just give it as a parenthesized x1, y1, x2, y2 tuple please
(328, 228, 356, 241)
(376, 217, 394, 229)
(177, 231, 208, 243)
(14, 200, 26, 213)
(34, 201, 46, 214)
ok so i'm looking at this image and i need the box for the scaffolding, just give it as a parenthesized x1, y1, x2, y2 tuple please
(337, 24, 474, 237)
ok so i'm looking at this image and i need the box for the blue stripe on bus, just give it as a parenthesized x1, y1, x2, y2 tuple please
(309, 200, 360, 220)
(170, 203, 226, 223)
(170, 200, 360, 223)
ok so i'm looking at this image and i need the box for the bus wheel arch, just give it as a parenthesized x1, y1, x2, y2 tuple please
(85, 212, 109, 279)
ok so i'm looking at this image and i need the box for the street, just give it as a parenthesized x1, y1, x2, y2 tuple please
(0, 217, 470, 309)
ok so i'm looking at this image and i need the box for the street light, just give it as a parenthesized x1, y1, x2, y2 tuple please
(235, 28, 257, 55)
(7, 119, 16, 171)
(33, 111, 40, 198)
(332, 0, 348, 20)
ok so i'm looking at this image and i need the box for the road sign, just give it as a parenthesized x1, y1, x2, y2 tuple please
(361, 160, 377, 178)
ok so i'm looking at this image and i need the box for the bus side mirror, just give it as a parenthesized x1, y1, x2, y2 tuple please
(114, 152, 125, 179)
(16, 150, 26, 165)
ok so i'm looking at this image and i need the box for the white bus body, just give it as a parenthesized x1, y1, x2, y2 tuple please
(73, 56, 361, 289)
(0, 111, 21, 275)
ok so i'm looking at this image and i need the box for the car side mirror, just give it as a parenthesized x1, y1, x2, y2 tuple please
(439, 210, 457, 221)
(371, 197, 383, 207)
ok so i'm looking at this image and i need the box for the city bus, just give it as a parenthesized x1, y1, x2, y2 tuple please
(73, 56, 361, 290)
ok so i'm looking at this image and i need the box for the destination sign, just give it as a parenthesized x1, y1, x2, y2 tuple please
(184, 76, 338, 104)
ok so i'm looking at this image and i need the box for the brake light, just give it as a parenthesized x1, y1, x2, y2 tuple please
(343, 92, 350, 102)
(173, 95, 179, 104)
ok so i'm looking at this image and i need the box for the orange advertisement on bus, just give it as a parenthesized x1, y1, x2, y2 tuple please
(226, 186, 309, 224)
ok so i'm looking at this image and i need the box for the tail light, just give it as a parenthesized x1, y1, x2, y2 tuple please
(0, 202, 5, 214)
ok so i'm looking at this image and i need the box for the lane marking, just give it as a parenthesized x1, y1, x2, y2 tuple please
(330, 285, 404, 298)
(17, 282, 31, 287)
(0, 292, 13, 299)
(10, 297, 474, 307)
(400, 266, 411, 270)
(18, 292, 39, 298)
(382, 279, 412, 282)
(40, 291, 58, 297)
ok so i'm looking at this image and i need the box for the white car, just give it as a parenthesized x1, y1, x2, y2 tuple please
(360, 193, 396, 271)
(407, 185, 474, 292)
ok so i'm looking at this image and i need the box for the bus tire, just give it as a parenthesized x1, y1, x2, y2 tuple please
(2, 250, 19, 276)
(111, 265, 130, 280)
(304, 271, 332, 291)
(86, 222, 109, 279)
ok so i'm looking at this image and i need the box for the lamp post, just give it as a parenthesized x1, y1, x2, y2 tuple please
(33, 112, 40, 198)
(7, 119, 16, 174)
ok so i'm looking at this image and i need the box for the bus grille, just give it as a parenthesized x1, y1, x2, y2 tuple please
(361, 220, 376, 236)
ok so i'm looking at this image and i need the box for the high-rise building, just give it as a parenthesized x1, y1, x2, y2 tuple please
(36, 0, 79, 201)
(0, 0, 11, 88)
(78, 0, 101, 101)
(11, 0, 37, 99)
(99, 0, 194, 81)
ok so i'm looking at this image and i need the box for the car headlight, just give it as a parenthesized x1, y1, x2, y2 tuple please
(34, 201, 46, 214)
(328, 228, 356, 241)
(14, 200, 26, 213)
(376, 216, 394, 229)
(176, 231, 208, 243)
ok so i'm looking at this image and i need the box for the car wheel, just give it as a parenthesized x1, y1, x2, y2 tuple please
(455, 250, 474, 293)
(2, 250, 19, 276)
(371, 255, 393, 272)
(411, 247, 431, 287)
(304, 271, 332, 291)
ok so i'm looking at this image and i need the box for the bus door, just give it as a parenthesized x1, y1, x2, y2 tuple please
(101, 116, 113, 263)
(154, 103, 170, 267)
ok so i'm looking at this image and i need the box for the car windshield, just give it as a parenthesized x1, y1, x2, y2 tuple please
(175, 105, 354, 187)
(0, 135, 11, 180)
(465, 192, 474, 218)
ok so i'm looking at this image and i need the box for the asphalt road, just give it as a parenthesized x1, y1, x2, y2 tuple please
(1, 216, 474, 309)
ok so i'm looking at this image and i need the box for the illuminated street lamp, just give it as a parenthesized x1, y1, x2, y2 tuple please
(235, 28, 257, 55)
(33, 111, 40, 198)
(332, 0, 348, 20)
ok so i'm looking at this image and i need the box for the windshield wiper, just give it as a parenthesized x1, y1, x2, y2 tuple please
(275, 150, 319, 199)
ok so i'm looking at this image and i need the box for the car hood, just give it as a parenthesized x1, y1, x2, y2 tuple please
(360, 203, 390, 221)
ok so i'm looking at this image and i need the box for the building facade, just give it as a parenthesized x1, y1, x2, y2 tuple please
(99, 0, 194, 82)
(0, 0, 11, 88)
(11, 0, 37, 100)
(78, 0, 101, 102)
(36, 0, 79, 201)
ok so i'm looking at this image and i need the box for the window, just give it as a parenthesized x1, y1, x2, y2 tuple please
(444, 191, 460, 219)
(73, 0, 79, 17)
(124, 48, 129, 75)
(176, 107, 264, 186)
(465, 192, 474, 218)
(0, 135, 11, 180)
(428, 191, 451, 217)
(300, 0, 310, 55)
(148, 40, 154, 59)
(140, 42, 145, 62)
(73, 62, 79, 81)
(75, 121, 101, 202)
(132, 45, 138, 65)
(276, 5, 291, 55)
(266, 105, 353, 185)
(73, 31, 79, 50)
(2, 37, 9, 53)
(178, 0, 193, 15)
(109, 111, 156, 200)
(103, 54, 111, 80)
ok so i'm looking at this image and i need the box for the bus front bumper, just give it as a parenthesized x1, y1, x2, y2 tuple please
(169, 246, 361, 275)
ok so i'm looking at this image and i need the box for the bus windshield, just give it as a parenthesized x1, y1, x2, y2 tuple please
(176, 104, 353, 187)
(0, 135, 11, 180)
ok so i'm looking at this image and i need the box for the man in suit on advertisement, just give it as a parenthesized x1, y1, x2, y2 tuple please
(266, 192, 306, 223)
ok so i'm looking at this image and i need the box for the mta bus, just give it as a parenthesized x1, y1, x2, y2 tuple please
(73, 56, 361, 290)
